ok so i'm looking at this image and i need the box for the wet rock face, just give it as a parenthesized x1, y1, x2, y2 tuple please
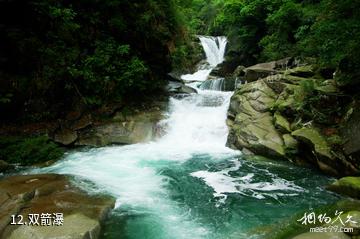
(0, 174, 115, 239)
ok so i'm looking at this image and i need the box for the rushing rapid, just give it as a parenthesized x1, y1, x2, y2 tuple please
(31, 36, 339, 239)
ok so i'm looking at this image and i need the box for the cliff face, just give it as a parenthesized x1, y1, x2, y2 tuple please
(225, 59, 360, 176)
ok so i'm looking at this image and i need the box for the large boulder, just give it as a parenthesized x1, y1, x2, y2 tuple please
(291, 127, 340, 175)
(226, 60, 359, 176)
(327, 177, 360, 199)
(290, 127, 358, 175)
(209, 61, 237, 78)
(53, 128, 78, 146)
(274, 112, 291, 133)
(243, 61, 279, 82)
(167, 72, 183, 82)
(232, 65, 246, 77)
(8, 214, 101, 239)
(166, 81, 198, 94)
(341, 100, 360, 160)
(283, 134, 298, 151)
(227, 80, 286, 158)
(76, 108, 163, 147)
(292, 127, 333, 159)
(242, 58, 297, 83)
(70, 114, 93, 131)
(0, 174, 115, 239)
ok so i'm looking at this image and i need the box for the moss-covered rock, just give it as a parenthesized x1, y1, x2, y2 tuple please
(331, 210, 360, 235)
(315, 80, 338, 94)
(292, 127, 332, 159)
(274, 112, 291, 133)
(284, 65, 315, 78)
(233, 65, 246, 77)
(227, 60, 359, 176)
(327, 177, 360, 199)
(290, 127, 345, 175)
(227, 80, 286, 158)
(273, 84, 303, 112)
(267, 199, 360, 239)
(283, 134, 298, 151)
(243, 61, 278, 82)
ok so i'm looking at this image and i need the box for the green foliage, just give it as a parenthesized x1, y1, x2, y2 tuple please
(211, 0, 278, 64)
(0, 93, 13, 104)
(176, 0, 221, 34)
(182, 0, 360, 87)
(170, 36, 204, 71)
(0, 136, 64, 166)
(260, 1, 305, 60)
(0, 0, 180, 120)
(69, 40, 148, 105)
(1, 0, 359, 122)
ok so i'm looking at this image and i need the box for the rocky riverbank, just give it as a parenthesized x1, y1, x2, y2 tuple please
(0, 98, 170, 173)
(0, 174, 115, 239)
(221, 58, 359, 177)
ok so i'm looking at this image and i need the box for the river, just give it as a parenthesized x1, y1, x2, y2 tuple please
(32, 36, 340, 239)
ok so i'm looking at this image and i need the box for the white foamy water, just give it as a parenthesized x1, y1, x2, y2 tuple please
(181, 69, 212, 82)
(35, 144, 212, 239)
(30, 36, 239, 239)
(181, 36, 227, 83)
(200, 78, 227, 91)
(199, 36, 227, 67)
(158, 90, 234, 153)
(191, 160, 305, 203)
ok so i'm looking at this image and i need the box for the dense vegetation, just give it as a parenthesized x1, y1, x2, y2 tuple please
(0, 135, 64, 166)
(1, 0, 359, 123)
(0, 0, 181, 121)
(179, 0, 360, 87)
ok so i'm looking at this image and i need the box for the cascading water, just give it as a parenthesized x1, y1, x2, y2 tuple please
(199, 78, 226, 91)
(199, 36, 227, 67)
(181, 36, 227, 84)
(30, 36, 340, 239)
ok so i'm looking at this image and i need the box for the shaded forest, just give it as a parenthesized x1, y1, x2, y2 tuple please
(1, 0, 359, 122)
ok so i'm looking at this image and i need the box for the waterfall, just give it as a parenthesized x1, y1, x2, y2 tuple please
(199, 78, 225, 91)
(181, 36, 227, 83)
(199, 36, 227, 67)
(33, 35, 238, 239)
(28, 35, 335, 239)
